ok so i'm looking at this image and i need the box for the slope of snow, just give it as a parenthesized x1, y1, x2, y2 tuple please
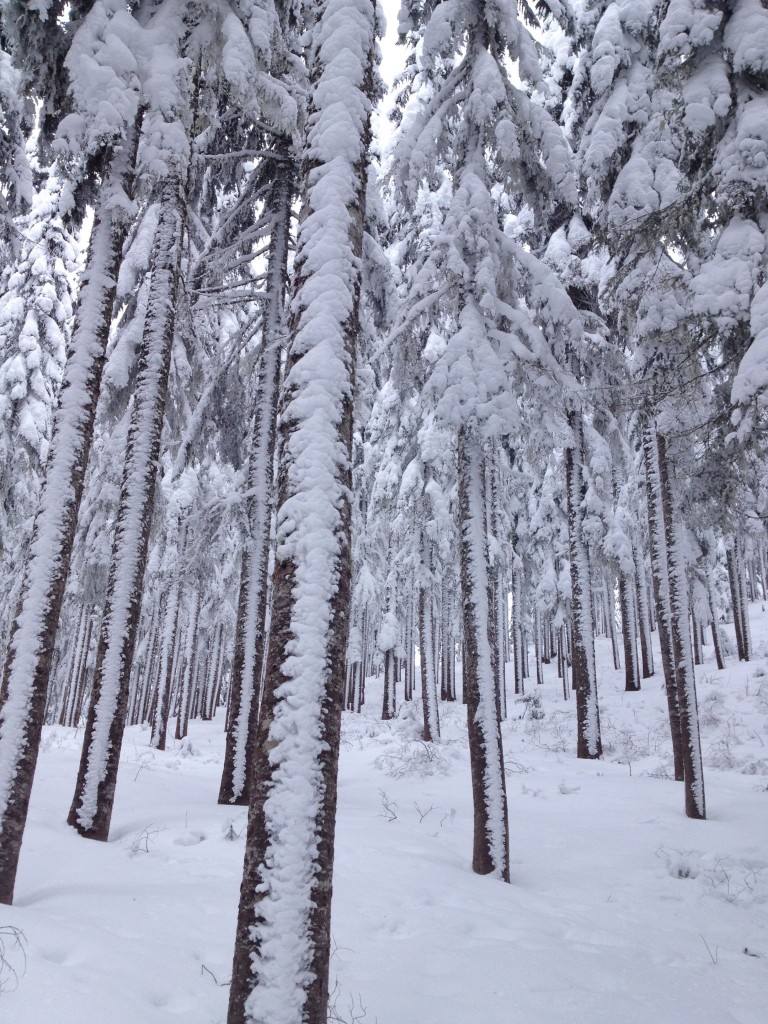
(2, 604, 767, 1023)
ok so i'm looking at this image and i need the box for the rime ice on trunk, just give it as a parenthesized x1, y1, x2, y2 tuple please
(656, 429, 705, 820)
(419, 539, 441, 743)
(219, 167, 290, 805)
(175, 589, 201, 742)
(565, 411, 602, 759)
(511, 564, 525, 696)
(619, 568, 640, 691)
(457, 428, 509, 880)
(727, 539, 752, 662)
(226, 3, 377, 1021)
(705, 570, 726, 671)
(643, 420, 684, 781)
(68, 181, 183, 841)
(0, 137, 138, 903)
(151, 568, 181, 750)
(634, 544, 655, 679)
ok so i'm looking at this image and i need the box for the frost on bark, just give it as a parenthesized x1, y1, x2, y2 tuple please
(0, 137, 137, 903)
(68, 180, 183, 841)
(226, 2, 378, 1020)
(655, 428, 708, 819)
(619, 568, 640, 691)
(511, 564, 525, 696)
(634, 544, 655, 679)
(175, 589, 201, 742)
(418, 539, 441, 743)
(705, 570, 726, 672)
(458, 428, 509, 880)
(643, 420, 684, 781)
(219, 159, 291, 806)
(727, 539, 751, 662)
(656, 428, 706, 820)
(151, 567, 182, 751)
(565, 411, 602, 759)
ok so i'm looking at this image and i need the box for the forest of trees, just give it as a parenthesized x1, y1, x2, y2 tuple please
(0, 0, 766, 1021)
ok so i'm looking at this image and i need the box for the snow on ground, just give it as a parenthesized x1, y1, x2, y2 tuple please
(2, 603, 768, 1023)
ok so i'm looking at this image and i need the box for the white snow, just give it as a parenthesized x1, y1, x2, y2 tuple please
(2, 602, 767, 1023)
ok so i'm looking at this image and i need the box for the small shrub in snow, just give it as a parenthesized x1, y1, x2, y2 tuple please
(128, 824, 166, 855)
(558, 781, 580, 795)
(222, 817, 245, 841)
(0, 925, 26, 992)
(373, 739, 449, 779)
(516, 692, 545, 720)
(658, 846, 700, 880)
(328, 980, 368, 1024)
(700, 691, 725, 729)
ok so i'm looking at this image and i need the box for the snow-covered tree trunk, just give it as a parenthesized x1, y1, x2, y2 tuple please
(726, 544, 747, 661)
(175, 589, 201, 742)
(58, 603, 88, 726)
(634, 545, 655, 679)
(511, 563, 525, 696)
(457, 428, 509, 880)
(619, 569, 640, 691)
(440, 576, 456, 702)
(728, 538, 752, 662)
(565, 412, 601, 759)
(404, 594, 415, 701)
(0, 134, 138, 902)
(219, 163, 291, 805)
(226, 3, 378, 1020)
(643, 420, 683, 781)
(151, 570, 181, 750)
(419, 540, 441, 743)
(133, 604, 161, 726)
(705, 571, 726, 672)
(605, 576, 621, 671)
(656, 429, 705, 820)
(67, 179, 184, 841)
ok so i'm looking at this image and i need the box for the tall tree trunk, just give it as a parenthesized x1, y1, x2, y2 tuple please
(458, 429, 509, 880)
(565, 412, 602, 759)
(0, 133, 139, 903)
(226, 6, 377, 1020)
(705, 570, 725, 671)
(404, 594, 415, 702)
(151, 567, 182, 750)
(511, 563, 524, 696)
(175, 589, 201, 742)
(59, 604, 88, 726)
(218, 166, 290, 804)
(68, 180, 184, 841)
(656, 428, 705, 820)
(634, 544, 655, 679)
(619, 568, 640, 691)
(643, 421, 684, 781)
(605, 576, 622, 671)
(726, 544, 747, 661)
(418, 542, 441, 742)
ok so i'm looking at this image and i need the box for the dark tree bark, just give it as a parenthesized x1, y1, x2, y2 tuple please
(218, 157, 291, 805)
(565, 411, 602, 759)
(643, 421, 684, 781)
(458, 428, 510, 880)
(656, 428, 705, 819)
(634, 544, 655, 679)
(68, 180, 184, 841)
(226, 4, 377, 1019)
(418, 543, 441, 742)
(619, 569, 641, 691)
(0, 132, 138, 903)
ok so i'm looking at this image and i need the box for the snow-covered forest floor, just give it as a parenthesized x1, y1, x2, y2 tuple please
(3, 605, 768, 1024)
